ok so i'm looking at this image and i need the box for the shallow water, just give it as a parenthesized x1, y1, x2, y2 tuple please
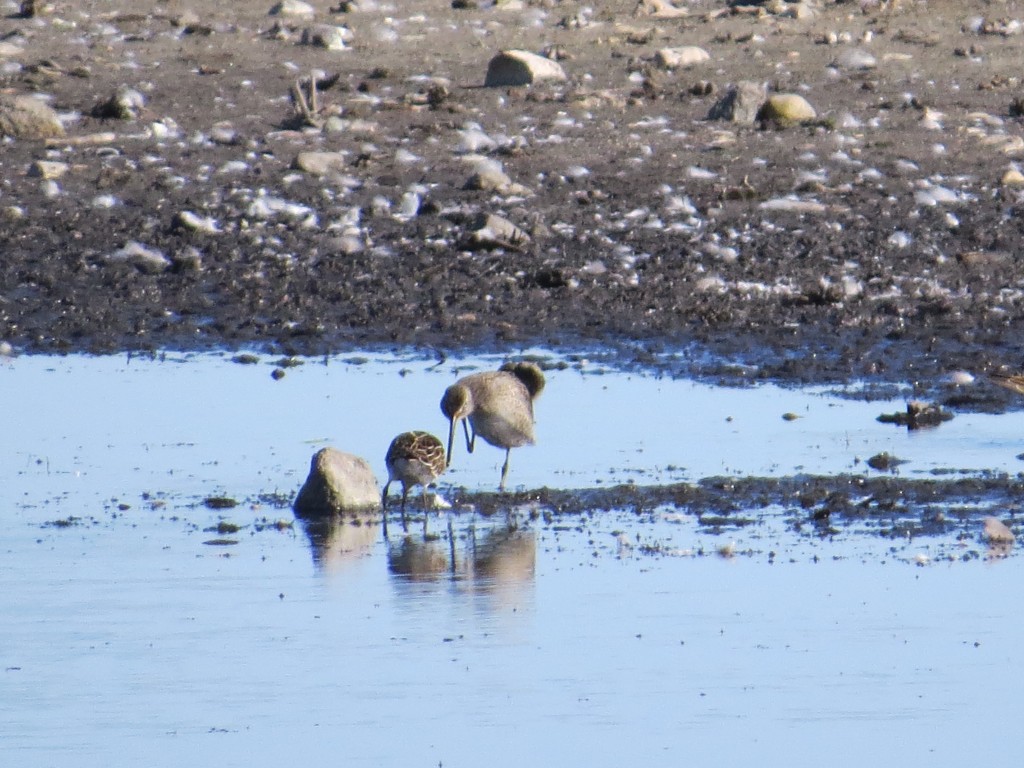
(3, 352, 1023, 766)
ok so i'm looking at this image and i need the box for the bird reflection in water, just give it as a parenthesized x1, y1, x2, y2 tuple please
(386, 517, 536, 610)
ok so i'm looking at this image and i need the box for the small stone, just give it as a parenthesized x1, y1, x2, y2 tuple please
(757, 93, 817, 124)
(294, 150, 348, 175)
(301, 24, 351, 50)
(0, 95, 64, 139)
(654, 46, 710, 69)
(484, 50, 567, 87)
(28, 160, 68, 179)
(270, 0, 315, 17)
(293, 447, 381, 516)
(707, 81, 766, 124)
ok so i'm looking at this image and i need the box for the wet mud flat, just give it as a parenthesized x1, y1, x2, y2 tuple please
(4, 1, 1024, 392)
(7, 351, 1023, 557)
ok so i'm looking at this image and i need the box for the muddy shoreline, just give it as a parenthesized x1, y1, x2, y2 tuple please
(4, 1, 1024, 400)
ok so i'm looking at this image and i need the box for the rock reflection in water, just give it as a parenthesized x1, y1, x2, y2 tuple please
(298, 513, 382, 575)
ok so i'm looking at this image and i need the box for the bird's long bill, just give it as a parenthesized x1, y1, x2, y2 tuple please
(445, 417, 457, 467)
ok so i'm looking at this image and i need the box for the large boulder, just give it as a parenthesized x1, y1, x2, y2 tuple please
(294, 447, 381, 516)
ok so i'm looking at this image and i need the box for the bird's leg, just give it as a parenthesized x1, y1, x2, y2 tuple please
(400, 486, 410, 531)
(499, 448, 511, 491)
(463, 419, 475, 453)
(448, 516, 456, 574)
(381, 482, 391, 538)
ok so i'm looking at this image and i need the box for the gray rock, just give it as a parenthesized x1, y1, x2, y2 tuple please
(293, 151, 348, 175)
(301, 24, 351, 50)
(0, 95, 64, 139)
(92, 87, 146, 120)
(707, 81, 766, 125)
(294, 447, 382, 516)
(484, 50, 567, 87)
(464, 213, 531, 249)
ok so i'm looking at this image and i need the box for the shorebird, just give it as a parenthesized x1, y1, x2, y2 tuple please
(382, 431, 446, 531)
(992, 372, 1024, 396)
(440, 361, 545, 490)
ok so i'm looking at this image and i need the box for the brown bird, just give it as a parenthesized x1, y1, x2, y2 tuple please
(382, 431, 446, 519)
(440, 361, 545, 490)
(992, 372, 1024, 396)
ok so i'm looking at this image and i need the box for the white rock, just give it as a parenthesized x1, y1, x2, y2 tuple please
(174, 210, 221, 234)
(654, 46, 710, 69)
(248, 193, 314, 220)
(634, 0, 688, 18)
(456, 127, 497, 154)
(833, 48, 876, 70)
(108, 241, 172, 274)
(396, 191, 420, 220)
(759, 197, 827, 214)
(92, 195, 119, 208)
(270, 0, 315, 18)
(484, 50, 567, 87)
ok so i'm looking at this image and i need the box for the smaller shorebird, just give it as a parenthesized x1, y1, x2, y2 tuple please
(992, 372, 1024, 396)
(382, 431, 446, 533)
(440, 361, 545, 490)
